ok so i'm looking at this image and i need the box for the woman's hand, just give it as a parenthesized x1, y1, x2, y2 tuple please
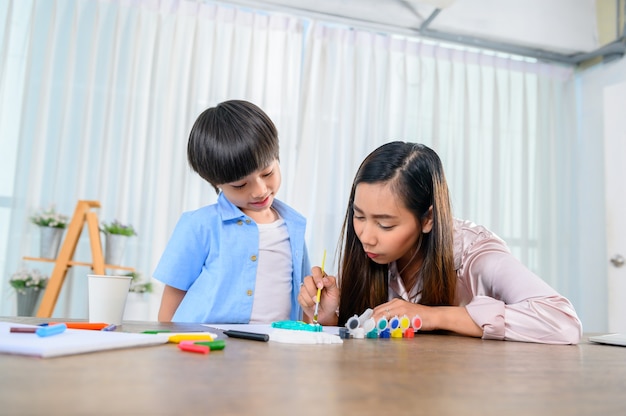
(372, 299, 435, 330)
(297, 266, 340, 326)
(372, 298, 483, 337)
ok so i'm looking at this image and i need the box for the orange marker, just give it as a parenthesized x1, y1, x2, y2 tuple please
(49, 322, 109, 330)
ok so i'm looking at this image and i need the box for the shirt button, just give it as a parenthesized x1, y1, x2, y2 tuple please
(250, 255, 257, 262)
(237, 220, 243, 226)
(245, 219, 251, 224)
(247, 290, 253, 296)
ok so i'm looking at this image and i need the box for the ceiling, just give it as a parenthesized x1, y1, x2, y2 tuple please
(225, 0, 626, 66)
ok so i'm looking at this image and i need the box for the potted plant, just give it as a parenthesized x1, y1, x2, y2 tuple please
(125, 271, 153, 294)
(9, 269, 49, 316)
(100, 220, 137, 237)
(30, 206, 69, 259)
(100, 220, 137, 266)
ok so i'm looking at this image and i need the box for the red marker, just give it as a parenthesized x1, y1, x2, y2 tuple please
(178, 342, 210, 354)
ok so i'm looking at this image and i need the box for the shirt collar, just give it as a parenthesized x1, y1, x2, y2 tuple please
(217, 192, 246, 221)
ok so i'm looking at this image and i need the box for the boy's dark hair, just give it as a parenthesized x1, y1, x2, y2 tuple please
(187, 100, 280, 193)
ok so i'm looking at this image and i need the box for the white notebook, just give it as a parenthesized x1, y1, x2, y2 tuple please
(588, 333, 626, 347)
(0, 322, 169, 358)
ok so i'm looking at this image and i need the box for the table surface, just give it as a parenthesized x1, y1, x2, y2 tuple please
(1, 317, 625, 416)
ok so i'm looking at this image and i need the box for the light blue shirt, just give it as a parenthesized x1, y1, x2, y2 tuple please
(153, 193, 310, 323)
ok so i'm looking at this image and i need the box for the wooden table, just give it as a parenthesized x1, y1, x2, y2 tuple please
(1, 317, 625, 415)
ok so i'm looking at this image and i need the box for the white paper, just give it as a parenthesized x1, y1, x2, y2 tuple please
(0, 322, 169, 358)
(205, 323, 343, 344)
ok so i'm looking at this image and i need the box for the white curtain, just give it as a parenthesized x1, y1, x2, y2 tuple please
(0, 0, 304, 317)
(292, 24, 577, 299)
(0, 0, 578, 321)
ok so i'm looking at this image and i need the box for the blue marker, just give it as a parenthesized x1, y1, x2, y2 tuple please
(101, 324, 117, 331)
(36, 323, 67, 337)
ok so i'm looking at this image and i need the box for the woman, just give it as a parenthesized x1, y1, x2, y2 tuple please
(299, 141, 582, 344)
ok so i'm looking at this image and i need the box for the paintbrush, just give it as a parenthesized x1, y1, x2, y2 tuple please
(313, 249, 327, 324)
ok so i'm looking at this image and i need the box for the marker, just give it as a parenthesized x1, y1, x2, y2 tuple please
(168, 334, 215, 343)
(145, 331, 218, 339)
(313, 249, 327, 324)
(101, 324, 117, 331)
(193, 340, 227, 351)
(222, 330, 269, 342)
(10, 327, 37, 333)
(50, 322, 109, 330)
(178, 342, 209, 354)
(36, 323, 67, 337)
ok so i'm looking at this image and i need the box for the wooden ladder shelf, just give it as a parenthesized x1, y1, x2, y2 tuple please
(23, 200, 134, 318)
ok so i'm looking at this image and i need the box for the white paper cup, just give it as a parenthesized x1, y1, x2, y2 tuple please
(88, 274, 132, 325)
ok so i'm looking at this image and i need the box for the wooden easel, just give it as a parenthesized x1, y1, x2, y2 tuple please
(23, 200, 134, 318)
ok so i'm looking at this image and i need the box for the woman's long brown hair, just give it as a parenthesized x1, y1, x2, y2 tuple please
(337, 142, 456, 326)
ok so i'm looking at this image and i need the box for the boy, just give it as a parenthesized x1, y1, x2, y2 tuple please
(154, 100, 310, 323)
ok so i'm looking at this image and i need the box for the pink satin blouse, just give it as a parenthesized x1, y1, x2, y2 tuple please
(389, 218, 583, 344)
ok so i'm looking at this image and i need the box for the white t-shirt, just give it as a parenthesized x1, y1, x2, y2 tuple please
(249, 218, 292, 323)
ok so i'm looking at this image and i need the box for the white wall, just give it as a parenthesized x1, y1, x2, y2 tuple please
(574, 56, 626, 332)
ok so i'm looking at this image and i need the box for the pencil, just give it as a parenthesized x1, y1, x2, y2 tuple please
(313, 249, 327, 324)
